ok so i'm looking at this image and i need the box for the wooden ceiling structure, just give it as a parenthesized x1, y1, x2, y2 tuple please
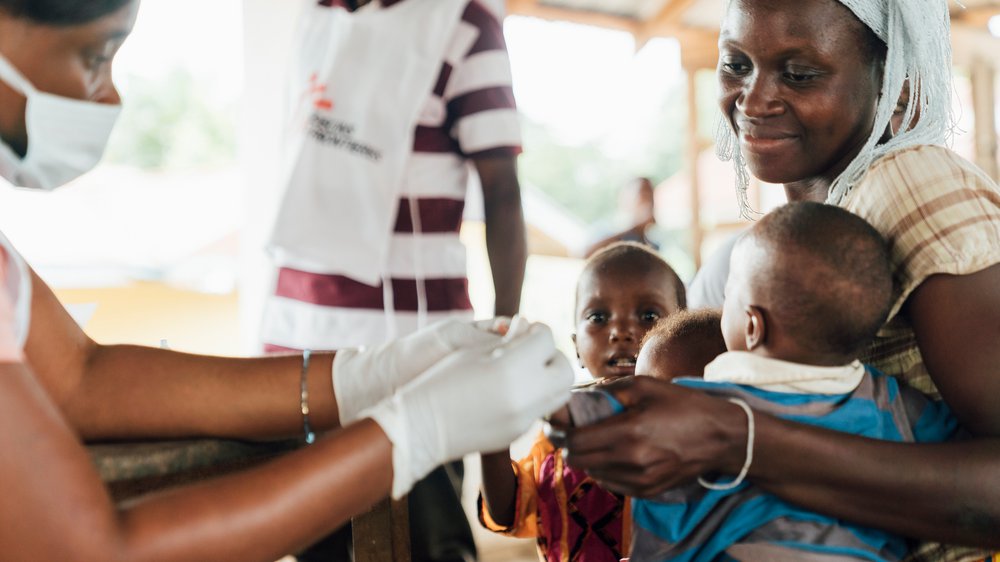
(505, 0, 1000, 264)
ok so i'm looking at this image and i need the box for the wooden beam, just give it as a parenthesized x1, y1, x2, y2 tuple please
(353, 498, 411, 562)
(678, 28, 720, 71)
(686, 68, 704, 269)
(952, 0, 1000, 9)
(506, 0, 641, 35)
(635, 0, 700, 47)
(951, 23, 1000, 69)
(950, 5, 1000, 27)
(650, 0, 700, 27)
(970, 57, 999, 180)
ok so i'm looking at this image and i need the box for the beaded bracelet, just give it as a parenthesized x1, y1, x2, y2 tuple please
(300, 349, 316, 445)
(698, 397, 754, 491)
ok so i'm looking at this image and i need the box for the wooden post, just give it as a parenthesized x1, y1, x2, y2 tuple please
(970, 57, 999, 181)
(90, 439, 299, 501)
(685, 67, 704, 269)
(91, 440, 411, 560)
(352, 498, 411, 562)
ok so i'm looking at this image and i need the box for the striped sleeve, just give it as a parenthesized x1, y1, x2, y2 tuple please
(844, 145, 1000, 321)
(442, 1, 521, 158)
(0, 246, 22, 363)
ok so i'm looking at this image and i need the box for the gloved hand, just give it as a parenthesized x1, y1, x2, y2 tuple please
(364, 322, 574, 498)
(333, 318, 506, 426)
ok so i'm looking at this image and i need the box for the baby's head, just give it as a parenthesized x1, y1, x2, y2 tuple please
(574, 242, 685, 380)
(636, 308, 728, 380)
(723, 201, 893, 366)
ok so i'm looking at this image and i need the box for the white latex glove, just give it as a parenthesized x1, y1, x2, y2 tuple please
(502, 315, 532, 339)
(365, 322, 574, 498)
(333, 318, 505, 426)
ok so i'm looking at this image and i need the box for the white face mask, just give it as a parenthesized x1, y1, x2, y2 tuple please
(0, 53, 121, 190)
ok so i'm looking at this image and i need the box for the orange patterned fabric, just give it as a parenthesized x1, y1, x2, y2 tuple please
(479, 432, 631, 561)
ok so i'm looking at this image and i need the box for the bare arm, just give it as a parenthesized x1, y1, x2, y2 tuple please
(567, 264, 1000, 547)
(480, 450, 518, 526)
(5, 259, 569, 559)
(476, 156, 526, 317)
(0, 358, 391, 562)
(23, 270, 341, 441)
(480, 404, 573, 527)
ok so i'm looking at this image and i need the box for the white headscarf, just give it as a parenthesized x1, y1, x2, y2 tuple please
(717, 0, 957, 214)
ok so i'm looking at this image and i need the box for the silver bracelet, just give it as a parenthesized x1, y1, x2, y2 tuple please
(698, 397, 754, 491)
(300, 349, 316, 445)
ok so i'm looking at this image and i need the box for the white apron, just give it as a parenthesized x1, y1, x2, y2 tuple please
(267, 0, 467, 286)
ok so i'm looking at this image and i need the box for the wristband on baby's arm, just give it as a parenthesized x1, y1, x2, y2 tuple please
(567, 388, 625, 425)
(544, 388, 626, 447)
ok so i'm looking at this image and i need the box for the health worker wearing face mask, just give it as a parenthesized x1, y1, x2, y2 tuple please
(0, 2, 573, 560)
(0, 7, 121, 190)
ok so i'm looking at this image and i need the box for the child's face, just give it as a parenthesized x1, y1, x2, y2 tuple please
(574, 266, 682, 380)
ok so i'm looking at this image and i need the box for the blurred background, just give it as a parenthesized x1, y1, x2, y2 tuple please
(1, 0, 997, 558)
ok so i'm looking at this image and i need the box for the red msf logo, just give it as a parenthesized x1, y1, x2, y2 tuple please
(308, 73, 334, 111)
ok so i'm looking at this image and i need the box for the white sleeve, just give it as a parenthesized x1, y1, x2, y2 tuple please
(686, 231, 742, 310)
(0, 230, 31, 356)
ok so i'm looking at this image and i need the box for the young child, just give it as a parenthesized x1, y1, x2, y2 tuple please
(478, 242, 686, 562)
(573, 202, 957, 562)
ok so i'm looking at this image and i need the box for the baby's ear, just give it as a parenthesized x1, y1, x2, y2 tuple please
(744, 305, 766, 351)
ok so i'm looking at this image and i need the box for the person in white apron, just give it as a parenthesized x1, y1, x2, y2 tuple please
(0, 2, 572, 560)
(262, 1, 527, 559)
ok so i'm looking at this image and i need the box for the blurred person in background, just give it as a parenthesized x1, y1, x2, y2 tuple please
(584, 177, 659, 257)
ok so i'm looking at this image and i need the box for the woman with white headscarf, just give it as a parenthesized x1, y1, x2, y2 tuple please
(0, 2, 573, 560)
(563, 0, 1000, 558)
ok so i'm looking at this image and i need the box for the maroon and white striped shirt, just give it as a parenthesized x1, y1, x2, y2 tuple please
(262, 0, 521, 351)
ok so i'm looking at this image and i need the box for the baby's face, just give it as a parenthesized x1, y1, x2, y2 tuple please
(574, 267, 681, 381)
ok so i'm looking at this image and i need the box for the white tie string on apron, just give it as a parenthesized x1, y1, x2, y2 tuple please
(380, 197, 429, 343)
(407, 196, 430, 331)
